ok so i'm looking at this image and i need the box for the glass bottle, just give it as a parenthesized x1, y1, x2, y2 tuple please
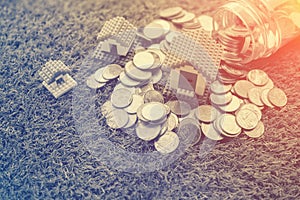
(213, 0, 300, 67)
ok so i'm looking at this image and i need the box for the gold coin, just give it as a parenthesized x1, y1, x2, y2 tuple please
(166, 100, 191, 117)
(239, 103, 262, 120)
(236, 109, 259, 130)
(201, 123, 224, 141)
(218, 95, 241, 113)
(244, 121, 265, 138)
(260, 89, 274, 108)
(144, 90, 164, 103)
(210, 80, 232, 94)
(133, 51, 155, 70)
(219, 114, 242, 135)
(247, 69, 269, 86)
(172, 12, 196, 24)
(233, 80, 255, 98)
(194, 105, 218, 123)
(248, 87, 264, 107)
(268, 87, 287, 107)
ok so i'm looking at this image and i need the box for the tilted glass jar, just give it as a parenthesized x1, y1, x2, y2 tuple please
(213, 0, 300, 67)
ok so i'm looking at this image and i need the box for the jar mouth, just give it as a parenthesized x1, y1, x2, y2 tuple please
(213, 1, 275, 65)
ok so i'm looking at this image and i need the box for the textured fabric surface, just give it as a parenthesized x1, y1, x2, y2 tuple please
(1, 0, 300, 199)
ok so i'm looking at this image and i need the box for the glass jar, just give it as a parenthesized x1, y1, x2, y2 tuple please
(213, 0, 300, 67)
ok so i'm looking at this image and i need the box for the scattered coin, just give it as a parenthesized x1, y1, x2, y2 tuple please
(144, 90, 164, 103)
(172, 12, 196, 24)
(210, 92, 233, 106)
(159, 7, 183, 19)
(94, 67, 109, 83)
(219, 114, 242, 135)
(218, 95, 241, 113)
(106, 109, 129, 129)
(136, 121, 161, 141)
(201, 122, 224, 141)
(260, 89, 274, 108)
(151, 19, 171, 34)
(268, 87, 287, 107)
(86, 74, 106, 89)
(194, 105, 218, 123)
(102, 64, 123, 80)
(125, 61, 152, 82)
(248, 87, 264, 107)
(236, 109, 259, 130)
(143, 22, 165, 40)
(244, 121, 265, 138)
(166, 100, 191, 117)
(178, 118, 202, 146)
(155, 131, 180, 154)
(133, 51, 155, 70)
(119, 71, 141, 87)
(210, 80, 232, 94)
(151, 69, 163, 84)
(122, 114, 138, 129)
(198, 15, 214, 32)
(233, 80, 255, 98)
(111, 88, 133, 108)
(247, 69, 269, 86)
(124, 94, 144, 114)
(167, 113, 179, 131)
(141, 102, 167, 121)
(239, 103, 262, 121)
(101, 101, 113, 117)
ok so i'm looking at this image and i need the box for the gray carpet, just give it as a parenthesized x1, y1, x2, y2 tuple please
(1, 0, 300, 199)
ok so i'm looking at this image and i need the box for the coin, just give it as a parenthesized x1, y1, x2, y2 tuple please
(167, 113, 179, 131)
(201, 123, 224, 141)
(236, 109, 259, 130)
(86, 74, 106, 89)
(113, 82, 137, 95)
(124, 94, 144, 114)
(151, 69, 163, 84)
(247, 69, 269, 86)
(244, 121, 265, 138)
(219, 114, 242, 135)
(111, 88, 133, 108)
(102, 64, 123, 80)
(289, 12, 300, 29)
(141, 102, 167, 121)
(210, 92, 233, 106)
(159, 120, 169, 136)
(260, 89, 274, 108)
(159, 7, 183, 19)
(133, 51, 155, 70)
(136, 104, 149, 122)
(194, 105, 218, 123)
(268, 87, 287, 107)
(151, 19, 171, 34)
(119, 71, 141, 87)
(197, 15, 214, 32)
(233, 80, 255, 98)
(101, 101, 113, 117)
(143, 22, 165, 40)
(213, 115, 240, 138)
(248, 87, 264, 107)
(136, 121, 161, 141)
(218, 95, 241, 113)
(122, 114, 138, 129)
(166, 100, 191, 117)
(125, 61, 152, 82)
(144, 90, 164, 103)
(136, 82, 154, 96)
(172, 12, 195, 24)
(154, 131, 180, 154)
(210, 80, 232, 94)
(165, 32, 179, 43)
(106, 109, 129, 129)
(94, 67, 109, 83)
(239, 103, 262, 121)
(178, 118, 201, 146)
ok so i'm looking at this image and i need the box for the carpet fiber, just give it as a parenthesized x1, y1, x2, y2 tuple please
(1, 0, 300, 199)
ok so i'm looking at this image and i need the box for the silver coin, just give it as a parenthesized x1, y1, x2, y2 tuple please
(94, 67, 109, 83)
(86, 74, 106, 89)
(133, 51, 155, 70)
(151, 69, 163, 84)
(218, 95, 241, 113)
(101, 101, 113, 117)
(136, 121, 161, 141)
(210, 80, 232, 94)
(144, 90, 164, 103)
(122, 114, 137, 129)
(194, 105, 218, 123)
(154, 131, 180, 154)
(151, 19, 171, 34)
(102, 64, 123, 80)
(167, 113, 179, 131)
(177, 118, 201, 146)
(141, 102, 167, 122)
(119, 71, 141, 87)
(166, 100, 191, 117)
(106, 109, 129, 129)
(143, 22, 165, 40)
(124, 94, 144, 114)
(125, 61, 152, 81)
(110, 88, 133, 108)
(210, 92, 233, 106)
